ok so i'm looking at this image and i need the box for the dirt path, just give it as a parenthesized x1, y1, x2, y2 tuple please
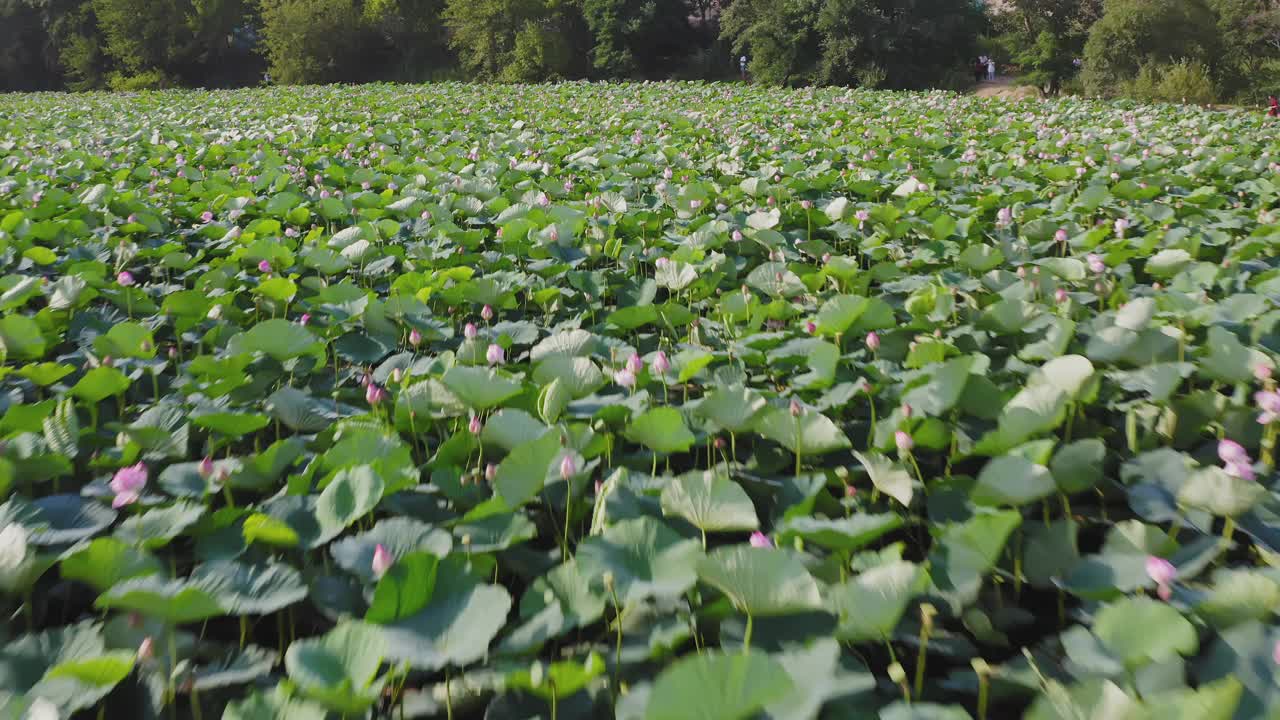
(973, 76, 1040, 100)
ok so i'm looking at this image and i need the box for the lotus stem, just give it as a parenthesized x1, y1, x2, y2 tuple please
(973, 658, 991, 720)
(1222, 516, 1236, 544)
(742, 613, 753, 655)
(913, 604, 936, 699)
(444, 667, 453, 720)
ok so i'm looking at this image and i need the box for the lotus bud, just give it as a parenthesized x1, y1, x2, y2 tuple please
(469, 415, 482, 434)
(895, 430, 914, 452)
(391, 368, 403, 384)
(1054, 228, 1069, 244)
(408, 329, 422, 346)
(560, 454, 577, 480)
(1087, 254, 1105, 274)
(626, 354, 644, 374)
(789, 398, 803, 417)
(865, 332, 880, 352)
(805, 321, 816, 334)
(749, 531, 773, 548)
(996, 207, 1013, 226)
(371, 544, 393, 579)
(732, 229, 743, 242)
(117, 270, 135, 287)
(365, 383, 387, 406)
(485, 463, 497, 482)
(481, 304, 494, 321)
(652, 351, 670, 374)
(198, 456, 214, 478)
(1055, 288, 1069, 304)
(110, 463, 148, 508)
(464, 323, 478, 340)
(299, 313, 310, 326)
(901, 403, 913, 419)
(486, 343, 505, 366)
(138, 637, 154, 661)
(1218, 439, 1250, 466)
(258, 260, 271, 273)
(614, 368, 636, 389)
(200, 211, 213, 223)
(1256, 365, 1272, 382)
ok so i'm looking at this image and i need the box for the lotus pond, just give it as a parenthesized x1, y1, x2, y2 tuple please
(1, 82, 1279, 719)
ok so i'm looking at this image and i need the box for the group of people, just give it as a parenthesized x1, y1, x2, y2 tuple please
(973, 56, 996, 82)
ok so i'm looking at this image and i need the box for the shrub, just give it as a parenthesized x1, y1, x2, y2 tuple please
(1125, 59, 1217, 104)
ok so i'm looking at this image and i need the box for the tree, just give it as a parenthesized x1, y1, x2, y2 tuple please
(583, 0, 700, 77)
(444, 0, 588, 82)
(992, 0, 1101, 95)
(257, 0, 373, 84)
(363, 0, 451, 81)
(1082, 0, 1220, 96)
(720, 0, 823, 85)
(817, 0, 981, 89)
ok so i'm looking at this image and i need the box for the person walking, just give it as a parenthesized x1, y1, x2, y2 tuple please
(986, 57, 996, 81)
(974, 57, 984, 83)
(739, 55, 748, 82)
(1269, 96, 1279, 117)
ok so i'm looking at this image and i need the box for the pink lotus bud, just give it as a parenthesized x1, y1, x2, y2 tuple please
(560, 454, 577, 480)
(895, 431, 914, 452)
(1054, 229, 1069, 243)
(486, 343, 505, 366)
(258, 260, 271, 273)
(198, 456, 214, 478)
(390, 368, 403, 383)
(865, 332, 881, 352)
(822, 253, 831, 264)
(371, 544, 393, 579)
(1055, 288, 1069, 304)
(1114, 218, 1130, 235)
(469, 415, 482, 434)
(117, 271, 135, 287)
(997, 207, 1013, 226)
(800, 200, 812, 210)
(1255, 365, 1272, 382)
(299, 313, 311, 326)
(901, 403, 912, 418)
(138, 637, 154, 661)
(408, 329, 422, 346)
(845, 485, 857, 498)
(200, 211, 213, 223)
(732, 229, 743, 242)
(485, 463, 497, 482)
(481, 304, 494, 321)
(127, 214, 139, 225)
(365, 383, 386, 406)
(652, 351, 670, 374)
(626, 354, 644, 374)
(1273, 639, 1280, 666)
(1087, 254, 1105, 274)
(749, 531, 773, 548)
(1146, 556, 1176, 586)
(464, 323, 478, 340)
(789, 398, 803, 417)
(855, 210, 870, 224)
(805, 321, 817, 334)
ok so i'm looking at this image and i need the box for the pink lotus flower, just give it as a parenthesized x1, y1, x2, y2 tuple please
(1257, 391, 1280, 424)
(805, 321, 817, 334)
(110, 463, 148, 508)
(855, 210, 870, 226)
(1114, 218, 1130, 236)
(1086, 254, 1106, 274)
(481, 304, 494, 321)
(560, 454, 577, 480)
(117, 271, 135, 287)
(1054, 229, 1069, 244)
(371, 544, 393, 579)
(1219, 439, 1251, 466)
(614, 368, 636, 389)
(749, 531, 773, 548)
(1146, 556, 1176, 601)
(198, 456, 214, 478)
(464, 323, 478, 340)
(865, 332, 880, 352)
(895, 431, 914, 452)
(1055, 288, 1069, 304)
(652, 351, 670, 374)
(732, 229, 743, 242)
(486, 344, 505, 366)
(258, 260, 272, 274)
(469, 415, 482, 434)
(200, 211, 213, 223)
(626, 354, 644, 374)
(996, 207, 1013, 226)
(365, 383, 387, 406)
(299, 313, 311, 326)
(1256, 364, 1273, 382)
(1226, 461, 1256, 481)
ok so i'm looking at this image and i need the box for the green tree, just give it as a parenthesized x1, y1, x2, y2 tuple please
(993, 0, 1100, 95)
(720, 0, 823, 85)
(816, 0, 981, 89)
(583, 0, 700, 77)
(1208, 0, 1280, 101)
(443, 0, 587, 81)
(257, 0, 372, 84)
(1082, 0, 1220, 96)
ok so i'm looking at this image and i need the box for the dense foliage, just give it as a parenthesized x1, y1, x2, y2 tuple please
(2, 81, 1280, 719)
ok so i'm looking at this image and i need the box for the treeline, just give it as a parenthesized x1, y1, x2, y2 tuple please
(2, 0, 1277, 103)
(0, 0, 982, 92)
(993, 0, 1280, 103)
